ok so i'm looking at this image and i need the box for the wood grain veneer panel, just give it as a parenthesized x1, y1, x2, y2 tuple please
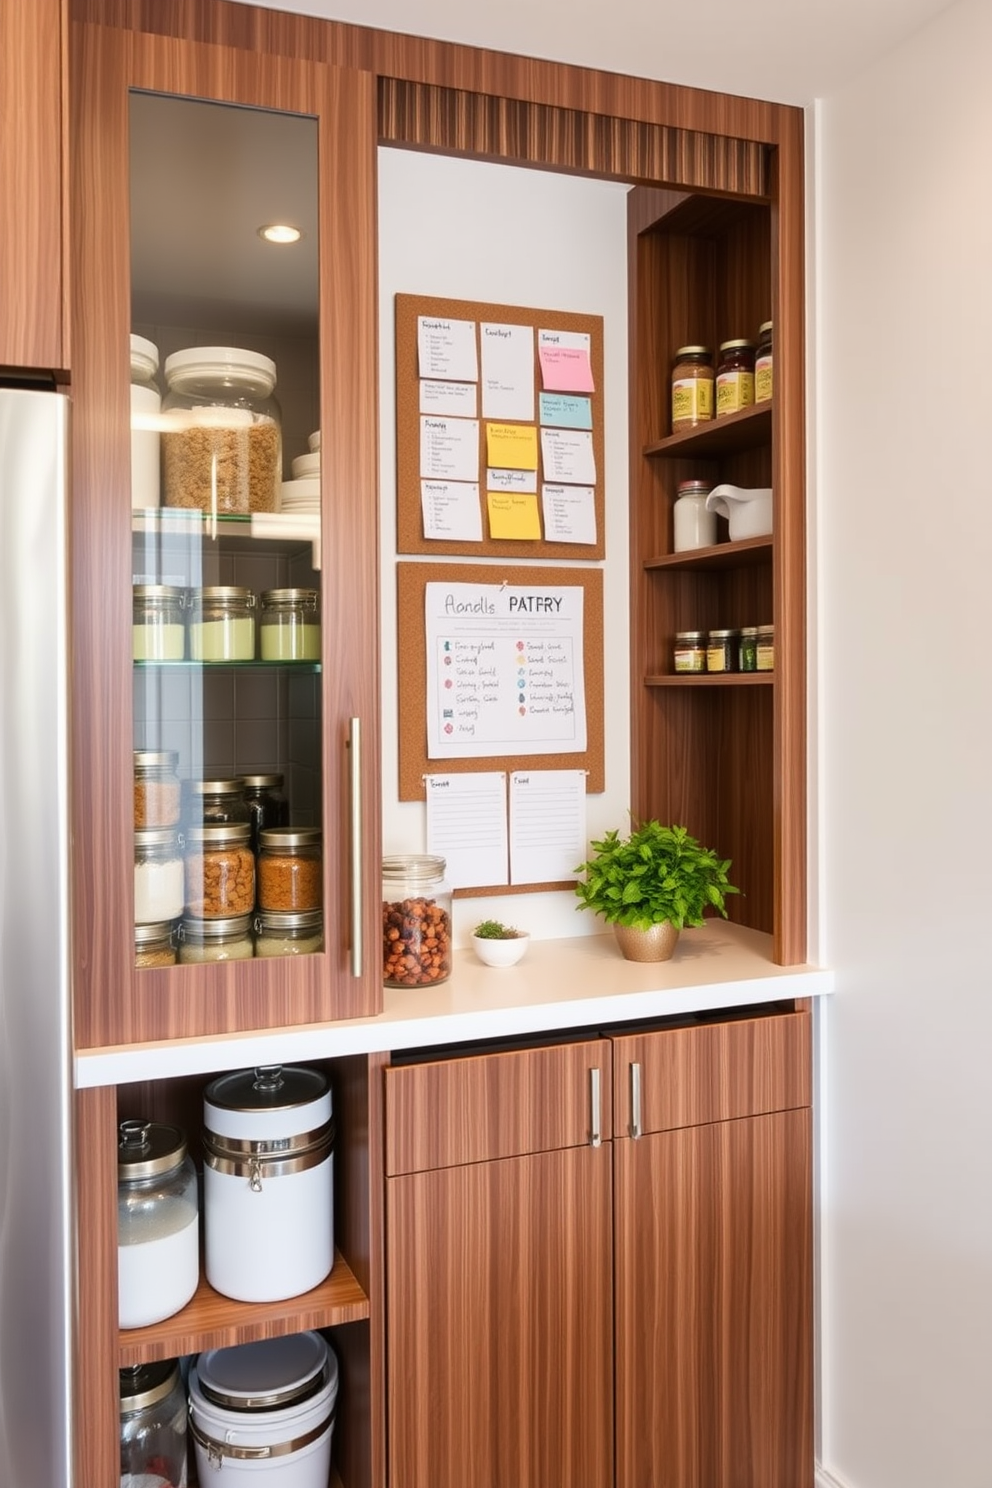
(611, 1009, 810, 1136)
(73, 1086, 120, 1488)
(387, 1143, 613, 1488)
(385, 1038, 612, 1174)
(615, 1107, 813, 1488)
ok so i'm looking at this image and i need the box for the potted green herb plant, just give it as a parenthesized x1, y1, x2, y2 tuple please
(574, 820, 737, 961)
(471, 918, 530, 967)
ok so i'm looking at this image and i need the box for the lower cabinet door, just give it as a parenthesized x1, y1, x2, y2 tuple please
(386, 1142, 614, 1488)
(615, 1107, 813, 1488)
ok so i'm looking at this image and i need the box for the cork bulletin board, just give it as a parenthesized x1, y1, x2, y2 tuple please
(395, 293, 606, 560)
(397, 561, 605, 803)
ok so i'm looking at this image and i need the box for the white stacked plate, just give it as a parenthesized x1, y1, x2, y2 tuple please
(279, 476, 320, 513)
(307, 429, 321, 452)
(292, 451, 320, 480)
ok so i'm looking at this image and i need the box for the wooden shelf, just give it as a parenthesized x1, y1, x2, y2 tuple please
(118, 1248, 370, 1365)
(645, 672, 774, 687)
(644, 402, 772, 459)
(645, 536, 771, 572)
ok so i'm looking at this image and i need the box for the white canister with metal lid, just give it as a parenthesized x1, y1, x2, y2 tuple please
(202, 1065, 335, 1302)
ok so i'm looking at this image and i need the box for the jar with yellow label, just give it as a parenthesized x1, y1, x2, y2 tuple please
(706, 628, 740, 673)
(756, 623, 775, 672)
(755, 321, 773, 403)
(673, 630, 707, 674)
(670, 346, 714, 433)
(716, 340, 756, 418)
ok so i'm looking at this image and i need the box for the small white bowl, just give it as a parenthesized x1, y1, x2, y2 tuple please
(471, 932, 530, 968)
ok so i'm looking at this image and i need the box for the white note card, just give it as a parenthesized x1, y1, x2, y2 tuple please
(417, 315, 478, 382)
(426, 772, 508, 889)
(421, 481, 483, 541)
(541, 484, 597, 544)
(540, 427, 597, 485)
(509, 770, 587, 885)
(487, 467, 538, 495)
(481, 322, 535, 422)
(419, 379, 478, 418)
(420, 416, 480, 482)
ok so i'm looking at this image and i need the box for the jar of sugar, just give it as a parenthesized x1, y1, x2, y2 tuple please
(117, 1120, 199, 1329)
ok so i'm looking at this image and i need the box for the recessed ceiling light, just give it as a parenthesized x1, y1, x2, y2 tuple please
(258, 224, 302, 245)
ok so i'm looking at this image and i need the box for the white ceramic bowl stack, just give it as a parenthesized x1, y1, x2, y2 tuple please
(279, 433, 321, 513)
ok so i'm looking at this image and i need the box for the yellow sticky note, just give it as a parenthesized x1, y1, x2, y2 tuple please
(487, 492, 542, 540)
(485, 422, 539, 471)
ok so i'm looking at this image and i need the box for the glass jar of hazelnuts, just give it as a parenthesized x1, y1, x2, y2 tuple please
(382, 855, 452, 987)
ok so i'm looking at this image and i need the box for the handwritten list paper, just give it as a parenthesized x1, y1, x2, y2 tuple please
(420, 416, 480, 482)
(419, 379, 478, 418)
(426, 772, 508, 889)
(421, 481, 483, 541)
(542, 485, 596, 544)
(538, 328, 595, 393)
(509, 770, 587, 885)
(481, 322, 535, 421)
(417, 315, 478, 382)
(540, 427, 597, 485)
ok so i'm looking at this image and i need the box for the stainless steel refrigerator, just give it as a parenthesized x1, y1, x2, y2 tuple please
(0, 385, 73, 1487)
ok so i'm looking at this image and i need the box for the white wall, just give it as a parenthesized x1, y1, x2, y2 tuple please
(815, 0, 992, 1482)
(377, 148, 630, 947)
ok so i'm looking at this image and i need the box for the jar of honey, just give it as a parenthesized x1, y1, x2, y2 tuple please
(716, 340, 756, 417)
(670, 346, 714, 433)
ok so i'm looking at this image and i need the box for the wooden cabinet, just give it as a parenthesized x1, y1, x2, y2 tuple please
(384, 1041, 614, 1488)
(0, 0, 67, 372)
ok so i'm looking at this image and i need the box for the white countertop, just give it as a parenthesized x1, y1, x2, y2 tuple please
(74, 921, 833, 1089)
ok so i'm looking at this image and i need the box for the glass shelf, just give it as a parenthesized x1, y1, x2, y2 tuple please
(134, 659, 322, 672)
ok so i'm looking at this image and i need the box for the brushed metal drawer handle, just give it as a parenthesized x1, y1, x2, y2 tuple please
(629, 1061, 642, 1139)
(589, 1067, 602, 1148)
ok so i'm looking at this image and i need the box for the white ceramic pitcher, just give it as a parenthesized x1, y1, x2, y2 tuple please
(704, 483, 773, 540)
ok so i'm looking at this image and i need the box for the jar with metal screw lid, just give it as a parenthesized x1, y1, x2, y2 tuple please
(259, 587, 321, 661)
(184, 823, 255, 918)
(672, 479, 717, 552)
(133, 584, 185, 662)
(134, 749, 181, 828)
(673, 630, 707, 674)
(382, 855, 452, 987)
(706, 628, 741, 673)
(755, 321, 773, 403)
(738, 626, 760, 673)
(254, 908, 325, 958)
(184, 777, 251, 828)
(177, 912, 255, 963)
(756, 623, 775, 671)
(134, 828, 185, 926)
(241, 773, 288, 854)
(670, 345, 714, 433)
(117, 1120, 199, 1329)
(130, 333, 161, 511)
(716, 339, 756, 417)
(161, 345, 281, 514)
(187, 586, 256, 662)
(120, 1359, 189, 1488)
(134, 920, 177, 969)
(257, 827, 323, 913)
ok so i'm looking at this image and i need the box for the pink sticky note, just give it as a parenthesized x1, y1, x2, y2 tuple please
(538, 345, 595, 393)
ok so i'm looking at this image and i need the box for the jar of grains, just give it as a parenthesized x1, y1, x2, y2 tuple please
(242, 773, 288, 854)
(257, 827, 322, 913)
(184, 778, 251, 828)
(254, 908, 324, 959)
(129, 333, 161, 510)
(184, 823, 255, 919)
(133, 584, 186, 661)
(382, 855, 453, 987)
(187, 586, 256, 662)
(670, 345, 714, 432)
(134, 828, 185, 926)
(259, 587, 321, 661)
(178, 913, 255, 963)
(134, 749, 181, 828)
(755, 320, 773, 403)
(161, 346, 281, 514)
(119, 1361, 189, 1488)
(134, 920, 177, 969)
(716, 339, 756, 417)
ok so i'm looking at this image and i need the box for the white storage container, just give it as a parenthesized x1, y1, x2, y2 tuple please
(189, 1332, 337, 1487)
(117, 1120, 199, 1329)
(202, 1065, 334, 1303)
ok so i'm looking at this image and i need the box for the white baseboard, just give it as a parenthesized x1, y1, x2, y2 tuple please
(816, 1465, 854, 1488)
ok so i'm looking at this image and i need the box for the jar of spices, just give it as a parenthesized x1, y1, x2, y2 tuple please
(117, 1120, 199, 1329)
(254, 908, 324, 959)
(673, 630, 707, 674)
(178, 912, 255, 963)
(185, 778, 251, 828)
(134, 749, 181, 828)
(672, 479, 717, 552)
(184, 822, 255, 918)
(187, 586, 256, 662)
(133, 584, 186, 662)
(134, 920, 177, 970)
(120, 1361, 189, 1488)
(134, 827, 185, 926)
(161, 346, 281, 514)
(755, 320, 773, 403)
(129, 334, 161, 511)
(257, 827, 322, 913)
(756, 623, 775, 671)
(706, 628, 740, 673)
(715, 339, 756, 418)
(670, 345, 714, 433)
(242, 773, 289, 854)
(382, 855, 452, 987)
(259, 587, 321, 661)
(738, 626, 760, 673)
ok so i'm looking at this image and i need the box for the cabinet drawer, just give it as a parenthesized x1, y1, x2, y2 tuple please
(612, 1011, 810, 1138)
(385, 1039, 612, 1175)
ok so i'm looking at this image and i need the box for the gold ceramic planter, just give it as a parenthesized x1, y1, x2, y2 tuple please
(612, 920, 679, 962)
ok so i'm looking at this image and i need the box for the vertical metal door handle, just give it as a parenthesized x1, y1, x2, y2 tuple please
(629, 1061, 642, 1139)
(348, 717, 363, 977)
(589, 1067, 602, 1148)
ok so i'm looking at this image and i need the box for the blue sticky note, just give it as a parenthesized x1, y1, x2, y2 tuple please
(539, 392, 593, 430)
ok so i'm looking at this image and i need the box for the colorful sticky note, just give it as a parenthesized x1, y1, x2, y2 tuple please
(539, 392, 593, 429)
(538, 345, 595, 393)
(485, 422, 539, 471)
(487, 492, 542, 540)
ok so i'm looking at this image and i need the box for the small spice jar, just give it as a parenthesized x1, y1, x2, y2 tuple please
(716, 339, 756, 417)
(184, 822, 256, 918)
(134, 919, 177, 969)
(755, 320, 773, 403)
(133, 584, 186, 662)
(673, 630, 707, 674)
(756, 623, 775, 671)
(178, 912, 255, 963)
(259, 587, 321, 661)
(670, 345, 714, 433)
(382, 854, 453, 987)
(706, 628, 740, 673)
(254, 908, 324, 959)
(185, 777, 251, 828)
(117, 1120, 199, 1329)
(672, 479, 717, 552)
(120, 1361, 189, 1488)
(187, 585, 256, 662)
(161, 345, 281, 514)
(242, 773, 289, 854)
(257, 827, 323, 913)
(738, 626, 760, 673)
(129, 333, 161, 511)
(134, 827, 185, 926)
(134, 749, 181, 828)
